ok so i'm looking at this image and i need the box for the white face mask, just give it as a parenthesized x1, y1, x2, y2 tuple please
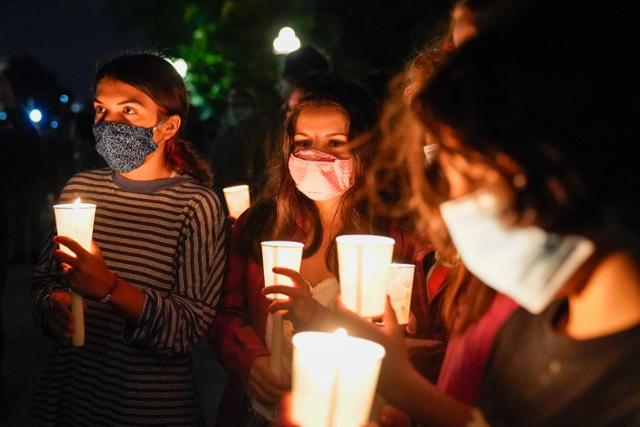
(423, 144, 439, 164)
(440, 191, 595, 313)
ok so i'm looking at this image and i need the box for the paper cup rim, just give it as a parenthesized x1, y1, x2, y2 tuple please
(292, 331, 386, 359)
(335, 234, 395, 246)
(223, 184, 250, 193)
(261, 240, 305, 248)
(389, 263, 415, 269)
(53, 203, 96, 209)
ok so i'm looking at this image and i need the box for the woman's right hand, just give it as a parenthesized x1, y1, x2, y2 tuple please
(262, 267, 317, 326)
(248, 355, 290, 405)
(42, 289, 74, 343)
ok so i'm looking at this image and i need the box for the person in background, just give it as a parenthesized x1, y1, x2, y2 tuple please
(225, 46, 331, 197)
(211, 73, 415, 426)
(209, 88, 257, 197)
(30, 53, 227, 426)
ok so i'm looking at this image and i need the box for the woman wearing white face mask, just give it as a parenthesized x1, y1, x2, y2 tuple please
(382, 1, 639, 425)
(209, 73, 416, 426)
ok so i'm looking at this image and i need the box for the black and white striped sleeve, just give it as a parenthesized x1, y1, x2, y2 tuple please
(123, 191, 227, 356)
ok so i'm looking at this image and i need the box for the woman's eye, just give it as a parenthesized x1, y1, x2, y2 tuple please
(123, 107, 137, 115)
(94, 106, 105, 114)
(329, 139, 346, 147)
(294, 139, 311, 147)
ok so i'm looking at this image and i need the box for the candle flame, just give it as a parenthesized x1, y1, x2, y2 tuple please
(334, 328, 348, 337)
(73, 197, 82, 205)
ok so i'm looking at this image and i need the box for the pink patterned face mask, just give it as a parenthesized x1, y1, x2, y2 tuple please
(288, 149, 354, 201)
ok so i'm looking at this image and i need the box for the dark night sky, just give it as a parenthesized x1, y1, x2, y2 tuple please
(0, 0, 145, 102)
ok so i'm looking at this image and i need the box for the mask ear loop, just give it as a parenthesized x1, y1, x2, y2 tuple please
(152, 117, 169, 145)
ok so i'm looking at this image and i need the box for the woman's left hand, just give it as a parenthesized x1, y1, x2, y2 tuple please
(262, 267, 317, 325)
(53, 236, 115, 301)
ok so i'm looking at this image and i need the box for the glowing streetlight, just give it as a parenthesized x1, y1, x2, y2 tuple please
(273, 27, 301, 55)
(29, 108, 43, 123)
(59, 94, 69, 104)
(168, 58, 188, 78)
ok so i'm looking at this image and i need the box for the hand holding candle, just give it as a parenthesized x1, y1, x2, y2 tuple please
(261, 241, 304, 379)
(263, 267, 316, 325)
(53, 198, 96, 347)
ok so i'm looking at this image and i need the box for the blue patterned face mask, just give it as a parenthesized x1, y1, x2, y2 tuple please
(93, 121, 157, 172)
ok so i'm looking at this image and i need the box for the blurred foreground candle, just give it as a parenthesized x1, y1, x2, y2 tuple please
(53, 198, 96, 347)
(336, 235, 395, 317)
(223, 184, 250, 219)
(291, 329, 385, 427)
(261, 240, 304, 378)
(387, 263, 415, 325)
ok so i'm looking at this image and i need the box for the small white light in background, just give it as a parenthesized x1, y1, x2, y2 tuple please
(29, 109, 43, 123)
(273, 27, 301, 55)
(168, 58, 189, 78)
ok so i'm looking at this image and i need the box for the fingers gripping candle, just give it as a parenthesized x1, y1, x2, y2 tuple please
(261, 241, 304, 378)
(53, 198, 96, 347)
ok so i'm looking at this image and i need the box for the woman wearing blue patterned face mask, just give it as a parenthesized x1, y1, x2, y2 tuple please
(31, 53, 227, 426)
(92, 73, 181, 175)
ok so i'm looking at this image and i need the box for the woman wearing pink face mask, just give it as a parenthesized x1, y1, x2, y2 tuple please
(209, 73, 415, 426)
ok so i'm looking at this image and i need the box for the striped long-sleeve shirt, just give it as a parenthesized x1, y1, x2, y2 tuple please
(30, 168, 226, 426)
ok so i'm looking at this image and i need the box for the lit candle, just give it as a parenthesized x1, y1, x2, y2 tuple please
(223, 184, 251, 219)
(261, 240, 304, 378)
(336, 235, 395, 318)
(53, 197, 96, 347)
(291, 328, 386, 427)
(386, 263, 415, 325)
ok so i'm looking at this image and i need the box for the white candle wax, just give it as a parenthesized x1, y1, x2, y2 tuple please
(269, 311, 284, 379)
(336, 235, 395, 318)
(223, 184, 251, 219)
(291, 329, 386, 427)
(387, 263, 415, 325)
(53, 198, 96, 347)
(261, 240, 303, 377)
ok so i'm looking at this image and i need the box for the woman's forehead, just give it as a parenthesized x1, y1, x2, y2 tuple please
(295, 105, 349, 133)
(95, 78, 156, 107)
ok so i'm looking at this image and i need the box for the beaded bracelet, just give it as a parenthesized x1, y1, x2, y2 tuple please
(100, 273, 121, 304)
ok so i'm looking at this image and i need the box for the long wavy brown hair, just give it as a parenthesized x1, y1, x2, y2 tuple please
(241, 74, 385, 273)
(365, 41, 499, 336)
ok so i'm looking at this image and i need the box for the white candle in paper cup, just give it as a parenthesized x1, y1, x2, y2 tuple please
(223, 184, 250, 219)
(261, 240, 304, 377)
(260, 241, 304, 301)
(336, 235, 395, 318)
(291, 328, 386, 427)
(53, 197, 96, 347)
(387, 263, 415, 325)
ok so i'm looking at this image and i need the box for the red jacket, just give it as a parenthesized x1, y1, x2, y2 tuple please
(209, 210, 417, 425)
